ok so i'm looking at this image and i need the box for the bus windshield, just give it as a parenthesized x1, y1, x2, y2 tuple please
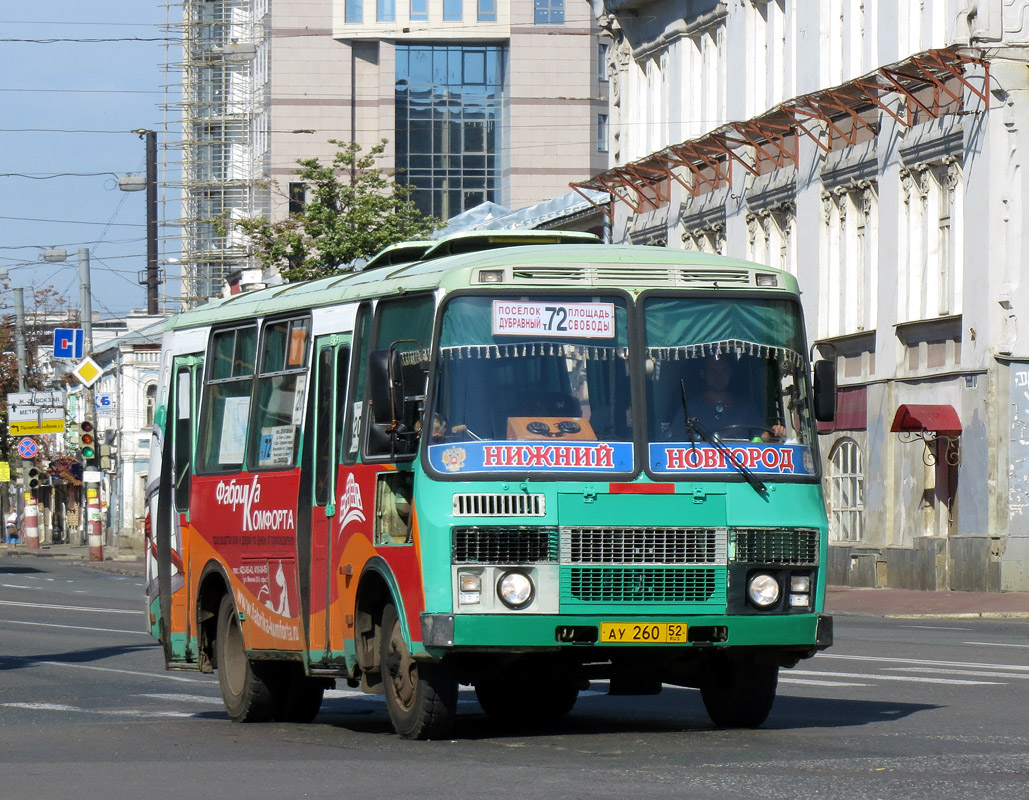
(427, 294, 633, 475)
(643, 295, 819, 478)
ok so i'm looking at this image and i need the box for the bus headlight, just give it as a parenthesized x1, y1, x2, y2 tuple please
(497, 570, 534, 609)
(747, 573, 781, 608)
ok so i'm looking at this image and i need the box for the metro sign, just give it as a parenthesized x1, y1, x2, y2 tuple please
(53, 328, 84, 360)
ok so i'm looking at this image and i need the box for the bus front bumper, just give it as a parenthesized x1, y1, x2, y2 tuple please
(421, 612, 832, 652)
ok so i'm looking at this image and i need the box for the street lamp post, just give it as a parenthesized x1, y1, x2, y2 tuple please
(125, 129, 160, 314)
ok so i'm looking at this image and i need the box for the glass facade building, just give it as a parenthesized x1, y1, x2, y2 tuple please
(395, 44, 505, 219)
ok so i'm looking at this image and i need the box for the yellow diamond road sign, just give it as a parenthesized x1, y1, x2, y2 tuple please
(73, 357, 102, 388)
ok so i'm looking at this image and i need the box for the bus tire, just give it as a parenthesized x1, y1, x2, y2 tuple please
(475, 678, 579, 724)
(271, 664, 326, 724)
(215, 594, 276, 723)
(700, 658, 778, 728)
(380, 603, 457, 740)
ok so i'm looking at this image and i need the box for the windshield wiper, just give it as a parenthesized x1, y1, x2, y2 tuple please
(679, 379, 767, 496)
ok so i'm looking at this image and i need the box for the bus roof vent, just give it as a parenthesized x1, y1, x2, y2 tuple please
(510, 265, 589, 283)
(452, 493, 546, 517)
(678, 268, 752, 285)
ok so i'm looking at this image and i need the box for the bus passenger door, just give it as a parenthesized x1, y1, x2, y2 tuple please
(301, 336, 350, 665)
(152, 355, 202, 664)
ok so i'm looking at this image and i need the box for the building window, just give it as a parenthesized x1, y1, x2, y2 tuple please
(821, 183, 877, 337)
(534, 0, 564, 25)
(443, 0, 462, 21)
(598, 42, 609, 82)
(345, 0, 362, 24)
(827, 438, 865, 543)
(377, 0, 395, 22)
(288, 182, 306, 215)
(597, 114, 608, 153)
(395, 43, 505, 219)
(478, 0, 496, 22)
(145, 383, 157, 428)
(900, 159, 962, 321)
(410, 0, 427, 21)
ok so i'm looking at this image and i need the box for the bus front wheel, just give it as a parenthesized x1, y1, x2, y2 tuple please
(380, 603, 457, 740)
(215, 594, 276, 722)
(700, 658, 778, 728)
(475, 678, 579, 724)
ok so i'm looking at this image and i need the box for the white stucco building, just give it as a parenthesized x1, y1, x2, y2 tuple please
(580, 0, 1029, 591)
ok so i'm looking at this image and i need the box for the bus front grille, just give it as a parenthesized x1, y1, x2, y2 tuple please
(452, 526, 558, 564)
(563, 567, 721, 604)
(452, 493, 546, 517)
(561, 527, 727, 564)
(732, 528, 819, 565)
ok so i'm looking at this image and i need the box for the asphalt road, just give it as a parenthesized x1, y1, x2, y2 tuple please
(2, 555, 1028, 799)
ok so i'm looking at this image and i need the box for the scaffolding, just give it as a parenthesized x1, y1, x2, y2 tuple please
(164, 0, 270, 308)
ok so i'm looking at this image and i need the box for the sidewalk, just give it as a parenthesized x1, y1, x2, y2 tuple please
(1, 541, 146, 578)
(5, 542, 1029, 618)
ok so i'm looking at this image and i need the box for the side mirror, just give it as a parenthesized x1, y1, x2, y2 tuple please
(813, 359, 836, 422)
(369, 348, 405, 425)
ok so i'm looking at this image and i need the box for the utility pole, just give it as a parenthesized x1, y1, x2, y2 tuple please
(145, 129, 159, 315)
(13, 287, 27, 392)
(79, 249, 103, 561)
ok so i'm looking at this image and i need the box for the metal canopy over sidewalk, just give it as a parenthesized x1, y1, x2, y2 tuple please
(570, 47, 989, 222)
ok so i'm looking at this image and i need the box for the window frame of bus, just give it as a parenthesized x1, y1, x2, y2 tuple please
(362, 293, 437, 463)
(197, 323, 258, 474)
(172, 362, 199, 512)
(420, 287, 640, 481)
(343, 303, 373, 465)
(313, 340, 351, 507)
(635, 287, 823, 484)
(246, 315, 312, 472)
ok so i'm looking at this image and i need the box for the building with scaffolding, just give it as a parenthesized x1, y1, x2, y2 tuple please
(170, 0, 607, 305)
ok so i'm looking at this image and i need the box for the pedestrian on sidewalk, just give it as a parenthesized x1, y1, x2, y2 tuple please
(6, 507, 19, 545)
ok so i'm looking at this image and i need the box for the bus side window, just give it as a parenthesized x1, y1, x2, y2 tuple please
(198, 325, 257, 473)
(249, 317, 311, 470)
(344, 304, 373, 463)
(314, 344, 350, 506)
(365, 294, 435, 460)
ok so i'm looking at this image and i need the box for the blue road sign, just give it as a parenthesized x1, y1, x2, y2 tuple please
(17, 438, 38, 459)
(53, 328, 84, 360)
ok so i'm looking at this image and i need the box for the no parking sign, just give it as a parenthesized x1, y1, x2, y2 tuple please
(17, 438, 37, 459)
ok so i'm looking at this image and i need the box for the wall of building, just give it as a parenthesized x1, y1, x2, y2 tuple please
(597, 0, 1029, 590)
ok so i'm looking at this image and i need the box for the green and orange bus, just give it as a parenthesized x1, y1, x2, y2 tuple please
(145, 231, 835, 739)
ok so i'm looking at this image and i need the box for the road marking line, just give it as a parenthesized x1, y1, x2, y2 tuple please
(779, 677, 870, 687)
(962, 641, 1029, 649)
(1, 583, 43, 590)
(0, 656, 211, 684)
(1, 702, 196, 718)
(883, 667, 1029, 679)
(900, 625, 973, 631)
(3, 619, 149, 636)
(818, 652, 1029, 672)
(0, 599, 140, 615)
(791, 668, 1002, 685)
(138, 693, 223, 705)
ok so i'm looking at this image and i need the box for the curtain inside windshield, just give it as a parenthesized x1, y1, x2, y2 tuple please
(433, 295, 631, 444)
(643, 296, 815, 448)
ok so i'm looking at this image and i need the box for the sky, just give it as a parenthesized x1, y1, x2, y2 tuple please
(0, 2, 175, 322)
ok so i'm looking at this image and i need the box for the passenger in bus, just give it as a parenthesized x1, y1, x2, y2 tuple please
(673, 355, 785, 442)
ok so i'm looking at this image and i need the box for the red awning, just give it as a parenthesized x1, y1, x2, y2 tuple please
(890, 404, 961, 434)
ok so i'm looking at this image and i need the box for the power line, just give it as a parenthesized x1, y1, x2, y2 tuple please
(0, 215, 142, 227)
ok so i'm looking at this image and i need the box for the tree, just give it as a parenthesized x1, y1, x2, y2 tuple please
(234, 139, 442, 283)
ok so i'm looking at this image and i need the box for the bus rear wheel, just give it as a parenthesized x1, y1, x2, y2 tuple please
(700, 658, 778, 728)
(271, 664, 326, 723)
(380, 603, 457, 740)
(215, 594, 276, 722)
(474, 678, 579, 725)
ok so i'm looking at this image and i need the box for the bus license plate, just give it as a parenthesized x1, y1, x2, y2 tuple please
(600, 622, 688, 644)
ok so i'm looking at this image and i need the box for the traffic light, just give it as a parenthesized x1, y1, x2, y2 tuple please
(99, 444, 112, 471)
(17, 464, 40, 490)
(79, 420, 96, 464)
